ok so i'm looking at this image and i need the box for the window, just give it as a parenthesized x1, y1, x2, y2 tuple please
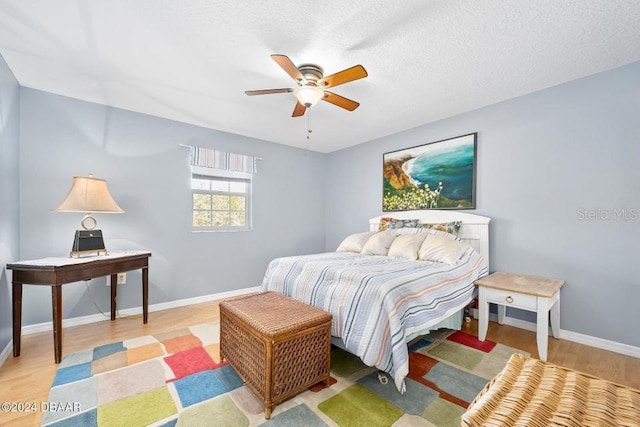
(191, 166, 252, 231)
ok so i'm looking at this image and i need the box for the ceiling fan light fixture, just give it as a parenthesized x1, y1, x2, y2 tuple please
(294, 86, 324, 108)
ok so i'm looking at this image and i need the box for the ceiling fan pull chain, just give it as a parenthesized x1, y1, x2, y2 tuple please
(307, 112, 312, 140)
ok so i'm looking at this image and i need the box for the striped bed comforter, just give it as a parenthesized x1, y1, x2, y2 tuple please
(261, 247, 487, 392)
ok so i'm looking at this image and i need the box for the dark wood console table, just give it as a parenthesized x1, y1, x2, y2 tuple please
(7, 251, 151, 363)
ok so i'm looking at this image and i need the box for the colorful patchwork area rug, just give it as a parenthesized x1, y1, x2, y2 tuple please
(42, 322, 527, 427)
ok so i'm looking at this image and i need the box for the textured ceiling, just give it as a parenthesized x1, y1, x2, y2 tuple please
(1, 1, 639, 153)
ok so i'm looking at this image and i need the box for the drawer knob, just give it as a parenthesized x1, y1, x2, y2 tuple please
(505, 296, 514, 303)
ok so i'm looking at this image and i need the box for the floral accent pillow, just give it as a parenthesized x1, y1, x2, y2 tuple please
(392, 226, 460, 241)
(378, 217, 420, 231)
(421, 221, 462, 236)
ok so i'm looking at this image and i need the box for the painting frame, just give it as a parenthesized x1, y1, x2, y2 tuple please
(383, 133, 477, 211)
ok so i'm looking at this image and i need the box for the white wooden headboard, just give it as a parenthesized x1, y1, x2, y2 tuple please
(368, 210, 491, 270)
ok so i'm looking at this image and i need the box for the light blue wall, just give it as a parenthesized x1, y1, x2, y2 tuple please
(18, 88, 326, 325)
(0, 53, 20, 352)
(325, 61, 640, 347)
(9, 60, 640, 350)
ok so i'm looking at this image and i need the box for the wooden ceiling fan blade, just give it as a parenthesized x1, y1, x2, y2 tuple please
(245, 88, 293, 96)
(292, 102, 306, 117)
(322, 91, 360, 111)
(321, 65, 367, 88)
(271, 54, 307, 84)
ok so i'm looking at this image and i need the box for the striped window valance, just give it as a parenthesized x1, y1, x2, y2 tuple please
(189, 145, 258, 174)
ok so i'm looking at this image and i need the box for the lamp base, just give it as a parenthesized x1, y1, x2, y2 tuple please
(70, 229, 109, 258)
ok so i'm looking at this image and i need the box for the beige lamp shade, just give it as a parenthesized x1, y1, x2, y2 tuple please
(53, 175, 123, 232)
(53, 175, 124, 213)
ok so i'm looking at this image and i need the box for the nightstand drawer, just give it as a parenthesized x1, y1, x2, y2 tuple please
(484, 287, 537, 311)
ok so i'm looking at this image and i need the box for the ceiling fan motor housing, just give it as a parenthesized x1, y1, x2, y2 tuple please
(297, 64, 324, 85)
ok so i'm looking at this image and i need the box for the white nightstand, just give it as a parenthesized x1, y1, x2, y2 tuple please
(475, 272, 565, 361)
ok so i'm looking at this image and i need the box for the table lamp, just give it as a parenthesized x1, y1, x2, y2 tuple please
(52, 174, 124, 257)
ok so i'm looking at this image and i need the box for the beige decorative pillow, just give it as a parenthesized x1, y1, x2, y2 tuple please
(388, 233, 428, 260)
(336, 232, 375, 253)
(361, 232, 398, 256)
(418, 234, 470, 266)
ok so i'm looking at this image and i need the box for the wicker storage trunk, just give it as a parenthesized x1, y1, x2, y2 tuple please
(462, 353, 640, 427)
(219, 291, 332, 419)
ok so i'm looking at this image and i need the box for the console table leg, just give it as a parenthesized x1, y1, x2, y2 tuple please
(12, 282, 22, 357)
(110, 274, 117, 320)
(142, 267, 149, 324)
(52, 286, 63, 363)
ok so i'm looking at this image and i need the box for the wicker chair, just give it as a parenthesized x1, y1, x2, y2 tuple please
(462, 353, 640, 427)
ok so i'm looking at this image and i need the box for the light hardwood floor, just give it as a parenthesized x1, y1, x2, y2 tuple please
(1, 300, 639, 426)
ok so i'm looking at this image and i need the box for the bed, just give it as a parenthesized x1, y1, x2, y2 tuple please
(261, 210, 490, 392)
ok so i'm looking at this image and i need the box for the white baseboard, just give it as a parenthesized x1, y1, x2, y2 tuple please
(20, 286, 261, 336)
(472, 309, 640, 359)
(0, 286, 260, 369)
(558, 329, 640, 359)
(0, 339, 12, 368)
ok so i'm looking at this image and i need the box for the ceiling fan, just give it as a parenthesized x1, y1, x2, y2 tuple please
(245, 54, 368, 117)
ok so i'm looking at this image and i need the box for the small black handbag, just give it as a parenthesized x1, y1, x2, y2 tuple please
(70, 230, 107, 257)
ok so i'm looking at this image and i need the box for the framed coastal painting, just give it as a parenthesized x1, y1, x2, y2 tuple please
(383, 133, 477, 211)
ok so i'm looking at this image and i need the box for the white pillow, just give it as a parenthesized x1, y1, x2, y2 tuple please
(388, 233, 428, 260)
(361, 232, 398, 256)
(336, 232, 375, 253)
(418, 234, 470, 265)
